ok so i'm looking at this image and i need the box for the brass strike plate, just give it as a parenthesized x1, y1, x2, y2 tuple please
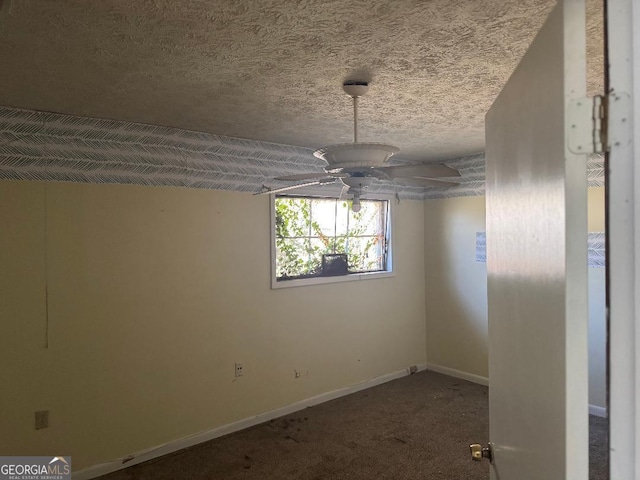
(470, 444, 483, 461)
(469, 443, 493, 463)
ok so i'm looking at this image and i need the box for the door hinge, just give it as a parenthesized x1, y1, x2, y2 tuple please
(567, 94, 608, 154)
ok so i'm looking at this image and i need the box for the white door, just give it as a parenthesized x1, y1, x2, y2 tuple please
(484, 0, 588, 478)
(606, 0, 640, 477)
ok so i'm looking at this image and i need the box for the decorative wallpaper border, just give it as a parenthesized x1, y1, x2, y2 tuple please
(475, 232, 606, 268)
(587, 232, 606, 267)
(0, 106, 604, 199)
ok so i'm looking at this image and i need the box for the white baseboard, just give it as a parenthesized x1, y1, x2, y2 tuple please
(426, 363, 608, 420)
(73, 363, 428, 479)
(589, 404, 608, 418)
(426, 363, 489, 386)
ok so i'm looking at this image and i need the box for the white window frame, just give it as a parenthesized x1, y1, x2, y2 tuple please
(270, 190, 395, 289)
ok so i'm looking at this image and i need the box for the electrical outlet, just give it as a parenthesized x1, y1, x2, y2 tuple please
(35, 410, 49, 430)
(235, 362, 244, 377)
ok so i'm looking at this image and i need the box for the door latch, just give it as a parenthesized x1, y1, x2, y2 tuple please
(469, 443, 494, 463)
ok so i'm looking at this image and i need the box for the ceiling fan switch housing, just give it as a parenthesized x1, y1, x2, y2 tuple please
(343, 82, 369, 98)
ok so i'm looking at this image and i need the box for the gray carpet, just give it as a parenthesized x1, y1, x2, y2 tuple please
(589, 414, 608, 479)
(100, 370, 607, 479)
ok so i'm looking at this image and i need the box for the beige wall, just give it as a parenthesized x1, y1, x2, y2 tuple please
(423, 188, 607, 410)
(0, 181, 427, 470)
(1, 179, 607, 471)
(423, 195, 489, 377)
(587, 187, 606, 410)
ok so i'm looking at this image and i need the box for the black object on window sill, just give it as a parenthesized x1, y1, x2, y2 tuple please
(322, 254, 349, 276)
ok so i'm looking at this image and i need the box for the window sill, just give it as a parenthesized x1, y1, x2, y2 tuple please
(271, 270, 395, 289)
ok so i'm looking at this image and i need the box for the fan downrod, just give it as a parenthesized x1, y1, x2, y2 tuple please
(343, 81, 368, 143)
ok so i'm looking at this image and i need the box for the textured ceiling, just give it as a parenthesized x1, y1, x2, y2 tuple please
(0, 0, 603, 162)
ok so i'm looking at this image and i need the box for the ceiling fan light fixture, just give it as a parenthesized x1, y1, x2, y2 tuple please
(350, 189, 362, 213)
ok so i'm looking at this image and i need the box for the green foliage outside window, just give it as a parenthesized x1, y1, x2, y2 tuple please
(275, 196, 388, 280)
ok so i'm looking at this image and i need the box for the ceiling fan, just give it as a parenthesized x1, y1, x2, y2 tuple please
(256, 81, 461, 211)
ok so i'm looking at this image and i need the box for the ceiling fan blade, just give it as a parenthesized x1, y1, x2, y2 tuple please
(369, 169, 391, 180)
(339, 183, 349, 200)
(254, 178, 337, 195)
(396, 177, 460, 188)
(274, 172, 329, 181)
(376, 164, 461, 179)
(274, 172, 348, 181)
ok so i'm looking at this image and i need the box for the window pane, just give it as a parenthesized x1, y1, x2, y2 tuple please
(308, 237, 332, 273)
(275, 238, 310, 278)
(334, 235, 348, 255)
(348, 200, 384, 236)
(335, 200, 350, 236)
(347, 236, 385, 272)
(275, 197, 311, 239)
(309, 198, 337, 237)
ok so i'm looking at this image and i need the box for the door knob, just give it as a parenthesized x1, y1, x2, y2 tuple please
(469, 443, 493, 463)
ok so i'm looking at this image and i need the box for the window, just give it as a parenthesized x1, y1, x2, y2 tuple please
(272, 195, 392, 287)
